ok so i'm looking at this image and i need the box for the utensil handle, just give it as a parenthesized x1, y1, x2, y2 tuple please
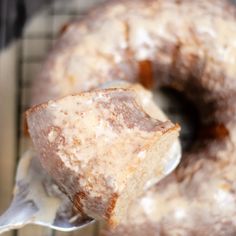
(0, 197, 38, 234)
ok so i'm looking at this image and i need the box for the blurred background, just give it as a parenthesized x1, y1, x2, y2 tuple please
(1, 0, 49, 50)
(0, 1, 105, 235)
(0, 0, 203, 235)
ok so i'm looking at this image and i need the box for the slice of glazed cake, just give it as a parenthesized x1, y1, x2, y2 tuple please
(26, 87, 180, 227)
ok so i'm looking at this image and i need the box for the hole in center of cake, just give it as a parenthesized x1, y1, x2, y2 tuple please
(153, 87, 199, 151)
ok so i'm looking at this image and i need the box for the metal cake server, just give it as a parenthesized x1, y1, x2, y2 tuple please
(0, 150, 94, 234)
(0, 140, 181, 235)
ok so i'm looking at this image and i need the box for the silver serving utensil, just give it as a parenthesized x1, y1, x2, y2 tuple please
(0, 140, 181, 235)
(0, 150, 94, 234)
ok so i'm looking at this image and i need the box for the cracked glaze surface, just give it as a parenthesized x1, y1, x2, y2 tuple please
(30, 0, 236, 234)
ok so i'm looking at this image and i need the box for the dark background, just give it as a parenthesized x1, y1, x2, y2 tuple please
(0, 0, 55, 50)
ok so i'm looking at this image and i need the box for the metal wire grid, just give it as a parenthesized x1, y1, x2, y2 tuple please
(16, 1, 103, 235)
(17, 0, 105, 160)
(15, 0, 195, 235)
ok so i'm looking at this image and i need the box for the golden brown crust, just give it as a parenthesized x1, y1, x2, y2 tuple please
(105, 193, 119, 226)
(73, 191, 87, 214)
(138, 60, 154, 89)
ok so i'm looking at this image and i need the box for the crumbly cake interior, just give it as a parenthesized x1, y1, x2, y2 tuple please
(110, 131, 179, 225)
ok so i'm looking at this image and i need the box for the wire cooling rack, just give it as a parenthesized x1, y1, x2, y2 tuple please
(14, 0, 196, 235)
(16, 1, 105, 235)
